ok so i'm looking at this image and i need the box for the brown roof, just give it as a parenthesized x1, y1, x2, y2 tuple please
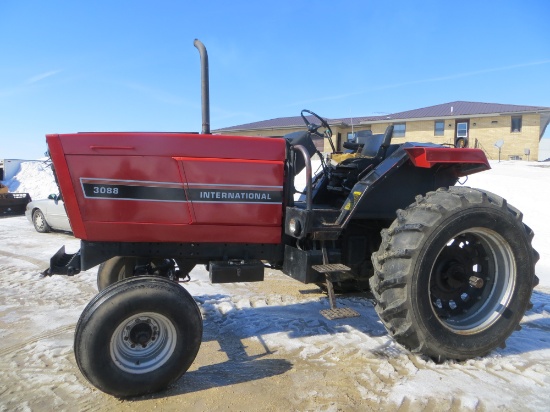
(214, 101, 550, 132)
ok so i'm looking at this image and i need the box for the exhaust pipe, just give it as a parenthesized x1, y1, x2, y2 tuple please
(194, 39, 210, 134)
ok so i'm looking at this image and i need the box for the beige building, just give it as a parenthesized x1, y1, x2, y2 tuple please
(214, 101, 550, 161)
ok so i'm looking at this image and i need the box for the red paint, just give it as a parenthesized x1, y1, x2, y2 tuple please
(46, 135, 87, 238)
(46, 132, 287, 244)
(83, 222, 282, 243)
(65, 155, 193, 224)
(54, 132, 286, 160)
(404, 147, 490, 175)
(176, 157, 284, 226)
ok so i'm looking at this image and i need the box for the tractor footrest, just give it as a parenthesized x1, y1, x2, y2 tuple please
(312, 263, 350, 274)
(320, 307, 360, 320)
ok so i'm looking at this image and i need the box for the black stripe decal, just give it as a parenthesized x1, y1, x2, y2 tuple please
(82, 182, 186, 202)
(80, 178, 283, 204)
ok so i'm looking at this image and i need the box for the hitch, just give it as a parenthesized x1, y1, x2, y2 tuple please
(41, 246, 81, 277)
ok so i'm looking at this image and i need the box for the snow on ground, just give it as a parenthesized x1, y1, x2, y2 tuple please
(0, 159, 549, 411)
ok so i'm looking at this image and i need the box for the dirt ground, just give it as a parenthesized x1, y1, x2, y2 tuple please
(1, 216, 549, 411)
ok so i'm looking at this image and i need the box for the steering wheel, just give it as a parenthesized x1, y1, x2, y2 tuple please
(301, 110, 333, 139)
(301, 109, 335, 153)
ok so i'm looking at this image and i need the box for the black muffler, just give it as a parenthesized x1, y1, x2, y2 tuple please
(194, 39, 210, 134)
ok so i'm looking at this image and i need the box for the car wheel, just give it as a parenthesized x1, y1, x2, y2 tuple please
(33, 209, 51, 233)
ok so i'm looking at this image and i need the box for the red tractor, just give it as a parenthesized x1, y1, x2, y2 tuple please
(44, 40, 538, 397)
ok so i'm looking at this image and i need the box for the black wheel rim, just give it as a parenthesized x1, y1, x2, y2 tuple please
(429, 228, 515, 333)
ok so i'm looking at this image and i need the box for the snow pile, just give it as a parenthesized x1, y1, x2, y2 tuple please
(2, 160, 59, 200)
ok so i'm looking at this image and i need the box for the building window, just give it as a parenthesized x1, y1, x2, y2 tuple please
(434, 121, 445, 136)
(394, 123, 406, 137)
(347, 132, 356, 142)
(457, 122, 468, 138)
(511, 116, 522, 133)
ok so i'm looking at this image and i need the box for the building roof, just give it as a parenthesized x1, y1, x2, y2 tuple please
(366, 101, 550, 123)
(214, 101, 550, 132)
(217, 115, 312, 131)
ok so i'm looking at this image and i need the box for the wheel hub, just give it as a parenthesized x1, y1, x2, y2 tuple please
(436, 261, 468, 293)
(431, 233, 488, 318)
(125, 319, 157, 348)
(111, 312, 177, 374)
(429, 228, 515, 333)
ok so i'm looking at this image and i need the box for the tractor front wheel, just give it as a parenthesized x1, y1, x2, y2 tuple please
(97, 256, 195, 291)
(74, 276, 203, 397)
(370, 187, 539, 361)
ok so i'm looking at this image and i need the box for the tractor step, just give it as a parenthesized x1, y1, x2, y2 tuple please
(311, 263, 350, 273)
(320, 307, 360, 320)
(313, 246, 360, 320)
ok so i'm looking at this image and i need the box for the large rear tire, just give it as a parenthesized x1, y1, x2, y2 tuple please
(75, 276, 203, 397)
(370, 187, 539, 361)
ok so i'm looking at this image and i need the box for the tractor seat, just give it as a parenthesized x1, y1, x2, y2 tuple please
(331, 125, 394, 166)
(360, 134, 385, 158)
(335, 125, 394, 169)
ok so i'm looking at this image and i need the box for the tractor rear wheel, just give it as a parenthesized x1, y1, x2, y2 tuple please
(74, 276, 203, 397)
(370, 187, 539, 361)
(97, 257, 195, 291)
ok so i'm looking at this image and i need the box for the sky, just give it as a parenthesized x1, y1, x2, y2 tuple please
(1, 1, 549, 159)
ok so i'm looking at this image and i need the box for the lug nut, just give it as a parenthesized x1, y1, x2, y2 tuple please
(469, 276, 484, 289)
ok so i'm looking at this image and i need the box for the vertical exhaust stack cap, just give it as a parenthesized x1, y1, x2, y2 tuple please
(194, 39, 210, 134)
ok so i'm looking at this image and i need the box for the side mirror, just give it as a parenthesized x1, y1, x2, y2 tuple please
(48, 194, 57, 200)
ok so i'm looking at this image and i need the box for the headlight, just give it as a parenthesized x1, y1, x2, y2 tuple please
(288, 217, 302, 236)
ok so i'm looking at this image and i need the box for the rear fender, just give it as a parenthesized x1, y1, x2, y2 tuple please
(403, 146, 490, 177)
(337, 143, 489, 226)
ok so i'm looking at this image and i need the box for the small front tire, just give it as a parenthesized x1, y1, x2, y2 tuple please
(75, 276, 203, 397)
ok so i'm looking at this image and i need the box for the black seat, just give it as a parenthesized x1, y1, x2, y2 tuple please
(328, 125, 395, 193)
(374, 124, 394, 161)
(360, 134, 385, 157)
(360, 124, 394, 161)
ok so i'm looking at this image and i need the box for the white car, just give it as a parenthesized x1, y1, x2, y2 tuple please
(25, 194, 72, 233)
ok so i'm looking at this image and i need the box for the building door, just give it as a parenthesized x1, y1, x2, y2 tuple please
(455, 120, 469, 148)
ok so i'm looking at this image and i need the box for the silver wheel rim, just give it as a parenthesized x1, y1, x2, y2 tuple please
(430, 228, 516, 334)
(34, 212, 45, 230)
(110, 312, 177, 374)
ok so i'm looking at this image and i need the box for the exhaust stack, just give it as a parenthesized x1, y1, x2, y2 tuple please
(194, 39, 210, 134)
